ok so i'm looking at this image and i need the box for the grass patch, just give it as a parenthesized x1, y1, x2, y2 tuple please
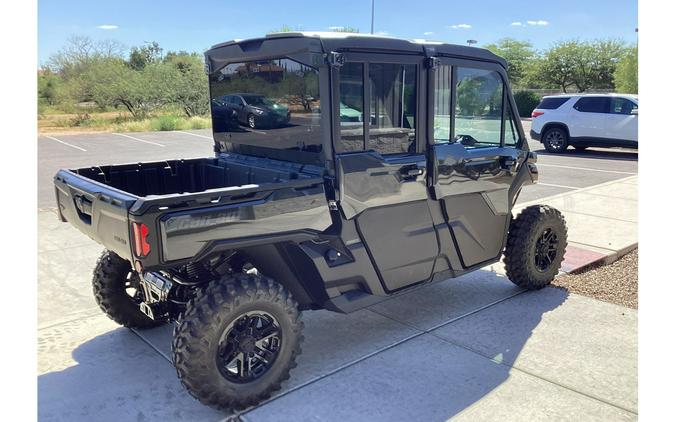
(187, 116, 211, 129)
(151, 115, 185, 131)
(39, 109, 211, 134)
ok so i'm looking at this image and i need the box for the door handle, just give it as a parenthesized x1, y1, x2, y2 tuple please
(401, 167, 424, 177)
(500, 157, 518, 172)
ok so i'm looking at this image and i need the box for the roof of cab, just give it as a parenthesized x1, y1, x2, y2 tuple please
(206, 32, 507, 68)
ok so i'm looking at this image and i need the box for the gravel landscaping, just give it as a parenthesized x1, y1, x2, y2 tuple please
(553, 248, 638, 309)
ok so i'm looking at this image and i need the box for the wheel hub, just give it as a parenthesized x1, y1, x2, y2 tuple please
(534, 227, 559, 272)
(216, 311, 282, 383)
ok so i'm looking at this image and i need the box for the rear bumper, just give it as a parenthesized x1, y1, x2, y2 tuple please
(529, 129, 541, 141)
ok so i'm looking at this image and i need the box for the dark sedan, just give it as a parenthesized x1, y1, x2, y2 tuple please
(216, 93, 291, 129)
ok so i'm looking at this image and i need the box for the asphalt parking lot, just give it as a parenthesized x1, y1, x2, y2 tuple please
(37, 120, 638, 209)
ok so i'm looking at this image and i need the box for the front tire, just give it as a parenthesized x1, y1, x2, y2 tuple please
(92, 250, 163, 329)
(247, 114, 256, 129)
(542, 127, 568, 153)
(504, 205, 568, 290)
(172, 273, 303, 410)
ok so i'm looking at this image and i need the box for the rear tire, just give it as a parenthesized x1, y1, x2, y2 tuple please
(542, 127, 568, 153)
(172, 273, 303, 410)
(92, 250, 163, 329)
(504, 205, 568, 290)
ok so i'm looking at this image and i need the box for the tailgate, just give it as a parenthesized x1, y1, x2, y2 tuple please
(54, 169, 139, 262)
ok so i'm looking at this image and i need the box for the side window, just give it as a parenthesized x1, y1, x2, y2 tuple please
(433, 65, 452, 143)
(338, 63, 366, 152)
(504, 101, 519, 146)
(368, 63, 417, 155)
(573, 97, 610, 113)
(454, 68, 503, 148)
(610, 98, 637, 115)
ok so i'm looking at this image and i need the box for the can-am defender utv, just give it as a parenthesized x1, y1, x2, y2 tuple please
(53, 32, 567, 410)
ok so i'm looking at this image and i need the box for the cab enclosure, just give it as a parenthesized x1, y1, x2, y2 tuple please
(54, 32, 537, 314)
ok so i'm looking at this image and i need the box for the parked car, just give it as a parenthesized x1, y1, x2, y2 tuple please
(530, 94, 638, 153)
(339, 102, 362, 122)
(218, 93, 291, 129)
(53, 32, 567, 411)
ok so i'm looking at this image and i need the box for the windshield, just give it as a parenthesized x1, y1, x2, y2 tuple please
(209, 58, 322, 164)
(243, 95, 276, 107)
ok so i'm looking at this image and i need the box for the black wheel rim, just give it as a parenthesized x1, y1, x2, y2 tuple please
(216, 311, 282, 383)
(534, 228, 559, 272)
(545, 130, 565, 150)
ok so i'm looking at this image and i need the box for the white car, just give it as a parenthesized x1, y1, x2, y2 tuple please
(529, 94, 638, 153)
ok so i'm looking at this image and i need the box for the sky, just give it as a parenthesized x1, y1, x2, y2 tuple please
(38, 0, 638, 66)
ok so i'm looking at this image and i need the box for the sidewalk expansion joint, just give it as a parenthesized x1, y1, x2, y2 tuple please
(130, 328, 173, 363)
(236, 290, 528, 421)
(428, 333, 638, 416)
(553, 209, 637, 224)
(38, 307, 102, 331)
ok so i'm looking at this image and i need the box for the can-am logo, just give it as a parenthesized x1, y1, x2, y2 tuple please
(164, 209, 242, 233)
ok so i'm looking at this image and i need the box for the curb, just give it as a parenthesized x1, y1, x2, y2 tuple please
(567, 242, 637, 274)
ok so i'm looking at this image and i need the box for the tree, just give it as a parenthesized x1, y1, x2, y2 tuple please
(534, 41, 582, 92)
(614, 46, 638, 93)
(38, 70, 64, 106)
(164, 52, 210, 117)
(531, 39, 627, 92)
(47, 36, 125, 79)
(484, 38, 535, 88)
(84, 59, 173, 118)
(128, 41, 163, 70)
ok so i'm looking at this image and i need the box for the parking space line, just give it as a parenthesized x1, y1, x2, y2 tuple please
(537, 182, 580, 190)
(536, 163, 637, 175)
(44, 135, 87, 152)
(174, 130, 213, 140)
(114, 133, 165, 147)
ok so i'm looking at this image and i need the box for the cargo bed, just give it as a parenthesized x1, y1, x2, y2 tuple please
(54, 154, 331, 267)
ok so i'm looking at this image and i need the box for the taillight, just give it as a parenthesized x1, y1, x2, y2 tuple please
(531, 111, 545, 118)
(132, 222, 151, 257)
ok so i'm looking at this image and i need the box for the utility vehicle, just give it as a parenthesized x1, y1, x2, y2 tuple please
(53, 32, 567, 410)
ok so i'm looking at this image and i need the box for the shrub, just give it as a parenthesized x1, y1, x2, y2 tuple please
(187, 116, 211, 129)
(151, 115, 183, 131)
(513, 90, 541, 118)
(116, 120, 153, 132)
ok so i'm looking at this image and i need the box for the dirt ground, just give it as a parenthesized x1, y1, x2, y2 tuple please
(554, 248, 638, 309)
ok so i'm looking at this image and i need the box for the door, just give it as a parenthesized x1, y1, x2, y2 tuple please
(428, 62, 525, 268)
(569, 96, 610, 138)
(605, 97, 638, 143)
(335, 56, 439, 292)
(230, 95, 247, 124)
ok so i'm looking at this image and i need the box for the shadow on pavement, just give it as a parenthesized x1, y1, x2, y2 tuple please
(244, 287, 572, 421)
(38, 280, 571, 421)
(38, 326, 226, 422)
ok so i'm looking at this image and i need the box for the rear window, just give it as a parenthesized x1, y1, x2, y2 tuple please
(573, 97, 610, 113)
(537, 97, 571, 110)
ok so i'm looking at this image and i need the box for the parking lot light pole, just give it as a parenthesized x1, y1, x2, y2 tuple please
(371, 0, 375, 34)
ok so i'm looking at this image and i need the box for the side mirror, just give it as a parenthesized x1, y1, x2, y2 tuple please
(631, 108, 638, 115)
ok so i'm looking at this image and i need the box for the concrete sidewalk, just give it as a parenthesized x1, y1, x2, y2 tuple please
(37, 176, 638, 421)
(515, 174, 638, 273)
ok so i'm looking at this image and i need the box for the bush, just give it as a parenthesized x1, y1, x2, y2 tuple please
(187, 116, 211, 129)
(513, 90, 541, 118)
(151, 115, 184, 131)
